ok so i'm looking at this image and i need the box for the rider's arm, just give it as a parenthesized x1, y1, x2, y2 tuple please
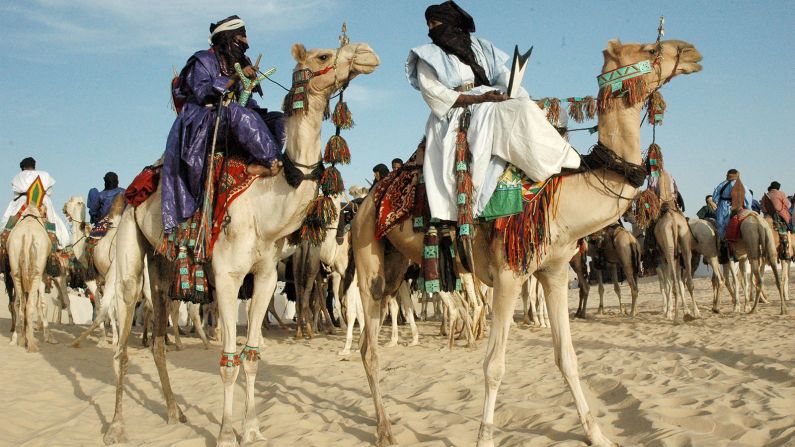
(185, 59, 232, 105)
(416, 60, 459, 118)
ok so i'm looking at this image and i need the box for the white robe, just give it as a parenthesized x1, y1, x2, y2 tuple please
(417, 58, 580, 221)
(1, 170, 70, 247)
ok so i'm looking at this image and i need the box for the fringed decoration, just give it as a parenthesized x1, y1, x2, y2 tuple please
(282, 68, 313, 116)
(644, 143, 664, 176)
(494, 177, 562, 272)
(320, 166, 344, 196)
(646, 90, 666, 125)
(323, 134, 351, 165)
(220, 352, 241, 368)
(46, 254, 62, 277)
(421, 223, 441, 294)
(546, 98, 561, 125)
(566, 96, 597, 123)
(632, 189, 661, 230)
(240, 345, 260, 362)
(331, 95, 354, 129)
(455, 108, 475, 273)
(597, 76, 648, 114)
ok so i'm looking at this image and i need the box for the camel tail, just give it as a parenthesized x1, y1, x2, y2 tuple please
(341, 245, 356, 297)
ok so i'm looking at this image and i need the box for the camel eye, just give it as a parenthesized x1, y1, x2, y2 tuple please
(319, 54, 330, 62)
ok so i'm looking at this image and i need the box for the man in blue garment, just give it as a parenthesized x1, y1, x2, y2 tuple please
(712, 169, 752, 262)
(87, 172, 125, 225)
(161, 15, 285, 232)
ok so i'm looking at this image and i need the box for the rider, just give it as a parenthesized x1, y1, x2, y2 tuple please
(760, 181, 791, 259)
(711, 169, 752, 261)
(161, 15, 285, 233)
(406, 0, 579, 221)
(1, 157, 69, 247)
(87, 172, 125, 225)
(696, 195, 717, 220)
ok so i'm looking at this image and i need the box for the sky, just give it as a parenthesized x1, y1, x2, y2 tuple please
(1, 0, 793, 225)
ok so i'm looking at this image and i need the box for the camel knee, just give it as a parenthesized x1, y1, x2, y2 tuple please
(483, 360, 505, 389)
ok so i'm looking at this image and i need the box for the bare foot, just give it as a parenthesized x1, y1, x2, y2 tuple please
(247, 161, 283, 177)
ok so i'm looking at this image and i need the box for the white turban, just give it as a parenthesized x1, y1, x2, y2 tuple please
(209, 18, 246, 44)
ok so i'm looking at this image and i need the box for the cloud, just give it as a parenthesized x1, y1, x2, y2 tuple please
(341, 84, 395, 110)
(1, 0, 337, 56)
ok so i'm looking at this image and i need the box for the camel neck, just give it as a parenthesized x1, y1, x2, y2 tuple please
(284, 91, 325, 168)
(596, 104, 643, 166)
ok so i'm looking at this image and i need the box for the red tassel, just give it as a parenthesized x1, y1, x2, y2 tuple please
(320, 166, 344, 196)
(331, 100, 354, 129)
(323, 135, 351, 165)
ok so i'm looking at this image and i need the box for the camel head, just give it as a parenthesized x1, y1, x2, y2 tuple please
(63, 196, 86, 224)
(289, 42, 380, 97)
(599, 39, 701, 111)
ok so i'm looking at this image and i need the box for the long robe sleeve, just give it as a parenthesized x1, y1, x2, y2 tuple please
(416, 60, 461, 119)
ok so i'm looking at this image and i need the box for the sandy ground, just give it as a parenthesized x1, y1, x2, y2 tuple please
(0, 270, 793, 447)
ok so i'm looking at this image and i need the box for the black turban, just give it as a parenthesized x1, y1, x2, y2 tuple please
(209, 15, 251, 77)
(425, 0, 475, 32)
(424, 1, 490, 87)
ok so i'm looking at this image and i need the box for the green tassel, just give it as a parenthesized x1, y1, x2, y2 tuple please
(323, 135, 351, 165)
(331, 100, 354, 129)
(321, 166, 344, 196)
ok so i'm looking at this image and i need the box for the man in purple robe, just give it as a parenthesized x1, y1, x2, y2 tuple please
(161, 15, 285, 232)
(87, 172, 125, 224)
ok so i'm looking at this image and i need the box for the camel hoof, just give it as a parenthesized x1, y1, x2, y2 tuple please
(712, 307, 720, 314)
(409, 339, 419, 347)
(217, 426, 239, 447)
(376, 433, 396, 447)
(241, 424, 266, 444)
(385, 340, 398, 348)
(168, 407, 187, 424)
(683, 313, 697, 322)
(338, 350, 351, 356)
(103, 420, 127, 445)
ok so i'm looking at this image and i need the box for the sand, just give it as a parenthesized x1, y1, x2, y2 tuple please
(0, 271, 793, 447)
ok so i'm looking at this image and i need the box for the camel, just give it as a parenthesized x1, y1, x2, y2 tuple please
(653, 208, 699, 321)
(578, 225, 641, 317)
(351, 38, 702, 447)
(522, 274, 549, 328)
(733, 212, 786, 314)
(104, 41, 379, 447)
(763, 215, 791, 302)
(688, 218, 738, 313)
(6, 205, 57, 351)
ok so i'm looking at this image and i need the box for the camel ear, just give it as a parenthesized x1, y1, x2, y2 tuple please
(605, 39, 622, 58)
(292, 43, 307, 63)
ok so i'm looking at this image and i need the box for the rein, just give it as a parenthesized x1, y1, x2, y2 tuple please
(282, 153, 324, 188)
(578, 142, 647, 190)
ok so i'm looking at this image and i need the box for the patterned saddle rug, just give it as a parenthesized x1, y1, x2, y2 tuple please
(126, 154, 259, 303)
(372, 145, 562, 273)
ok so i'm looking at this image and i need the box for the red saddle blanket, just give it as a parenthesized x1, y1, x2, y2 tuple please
(372, 149, 426, 239)
(725, 209, 752, 243)
(125, 155, 259, 257)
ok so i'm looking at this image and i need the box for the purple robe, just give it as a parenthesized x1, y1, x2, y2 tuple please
(161, 49, 285, 232)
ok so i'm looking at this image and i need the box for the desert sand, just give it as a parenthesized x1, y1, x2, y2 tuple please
(1, 270, 793, 447)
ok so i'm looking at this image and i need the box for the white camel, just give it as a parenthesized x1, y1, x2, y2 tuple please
(7, 205, 58, 351)
(103, 41, 379, 447)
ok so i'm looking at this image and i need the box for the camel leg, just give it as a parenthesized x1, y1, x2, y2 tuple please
(708, 257, 724, 313)
(339, 283, 360, 356)
(477, 270, 523, 447)
(24, 279, 41, 352)
(679, 246, 699, 319)
(239, 268, 278, 444)
(527, 279, 541, 327)
(521, 281, 531, 325)
(384, 295, 399, 348)
(596, 269, 605, 315)
(141, 300, 152, 347)
(72, 277, 110, 348)
(623, 262, 639, 317)
(104, 211, 145, 445)
(537, 283, 550, 328)
(360, 289, 393, 446)
(397, 281, 419, 346)
(146, 257, 187, 425)
(215, 270, 246, 447)
(168, 299, 183, 351)
(188, 303, 210, 349)
(37, 281, 57, 344)
(12, 278, 25, 347)
(331, 272, 347, 331)
(537, 264, 617, 447)
(609, 264, 624, 315)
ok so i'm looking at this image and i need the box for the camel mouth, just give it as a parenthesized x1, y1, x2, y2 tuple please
(677, 45, 703, 74)
(350, 44, 380, 75)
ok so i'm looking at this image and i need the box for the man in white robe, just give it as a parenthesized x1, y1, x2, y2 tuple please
(406, 1, 580, 221)
(1, 157, 70, 247)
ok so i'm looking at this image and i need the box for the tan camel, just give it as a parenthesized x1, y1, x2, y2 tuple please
(734, 212, 785, 314)
(580, 225, 641, 317)
(688, 218, 739, 313)
(351, 39, 702, 447)
(653, 208, 700, 320)
(103, 42, 379, 447)
(763, 215, 791, 302)
(6, 205, 57, 351)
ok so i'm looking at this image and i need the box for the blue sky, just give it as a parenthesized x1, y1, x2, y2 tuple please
(1, 0, 793, 222)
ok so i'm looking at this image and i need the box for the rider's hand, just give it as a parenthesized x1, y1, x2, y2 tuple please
(242, 65, 257, 79)
(479, 91, 508, 103)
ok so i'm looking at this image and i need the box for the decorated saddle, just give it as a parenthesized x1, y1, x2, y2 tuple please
(125, 154, 260, 303)
(372, 140, 563, 282)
